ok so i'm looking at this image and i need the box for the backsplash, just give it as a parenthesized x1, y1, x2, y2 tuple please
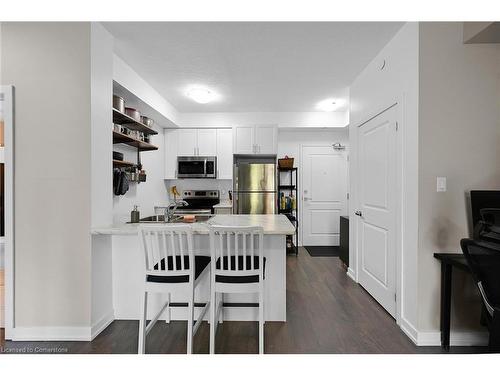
(165, 179, 233, 201)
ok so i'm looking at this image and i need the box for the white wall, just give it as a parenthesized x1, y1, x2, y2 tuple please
(418, 22, 500, 334)
(113, 55, 178, 127)
(90, 23, 114, 337)
(349, 22, 420, 341)
(177, 111, 348, 129)
(1, 23, 92, 329)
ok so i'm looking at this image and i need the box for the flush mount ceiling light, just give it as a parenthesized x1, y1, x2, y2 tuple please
(316, 98, 340, 112)
(186, 86, 218, 104)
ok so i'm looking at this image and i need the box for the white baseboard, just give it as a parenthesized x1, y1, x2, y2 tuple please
(416, 330, 489, 346)
(347, 267, 356, 281)
(10, 311, 115, 342)
(91, 310, 115, 340)
(12, 326, 92, 341)
(399, 318, 419, 344)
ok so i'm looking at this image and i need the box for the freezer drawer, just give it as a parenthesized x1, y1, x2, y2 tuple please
(234, 192, 276, 214)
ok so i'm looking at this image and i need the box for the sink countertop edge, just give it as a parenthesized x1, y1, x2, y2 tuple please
(91, 214, 295, 236)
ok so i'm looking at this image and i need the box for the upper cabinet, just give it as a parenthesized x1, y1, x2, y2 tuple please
(197, 129, 217, 156)
(164, 128, 233, 179)
(233, 125, 277, 154)
(176, 128, 217, 156)
(216, 129, 233, 180)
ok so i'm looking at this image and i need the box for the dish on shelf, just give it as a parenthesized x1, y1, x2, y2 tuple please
(124, 107, 141, 122)
(140, 116, 154, 128)
(113, 95, 125, 113)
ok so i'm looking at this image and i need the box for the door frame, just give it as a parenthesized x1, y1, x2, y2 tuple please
(299, 143, 349, 247)
(352, 99, 404, 328)
(1, 86, 15, 338)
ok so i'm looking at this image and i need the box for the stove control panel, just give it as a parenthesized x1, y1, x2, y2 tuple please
(182, 190, 220, 199)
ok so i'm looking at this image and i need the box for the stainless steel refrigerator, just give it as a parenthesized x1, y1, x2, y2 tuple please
(233, 160, 277, 214)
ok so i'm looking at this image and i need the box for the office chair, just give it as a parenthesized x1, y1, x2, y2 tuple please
(460, 237, 500, 352)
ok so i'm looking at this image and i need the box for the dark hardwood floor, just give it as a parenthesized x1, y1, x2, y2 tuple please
(0, 248, 488, 354)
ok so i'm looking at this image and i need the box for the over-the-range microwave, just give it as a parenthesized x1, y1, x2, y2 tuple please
(177, 156, 217, 179)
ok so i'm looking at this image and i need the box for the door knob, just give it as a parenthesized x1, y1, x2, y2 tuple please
(354, 210, 363, 217)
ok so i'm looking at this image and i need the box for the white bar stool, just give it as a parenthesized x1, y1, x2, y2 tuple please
(208, 225, 265, 354)
(138, 224, 211, 354)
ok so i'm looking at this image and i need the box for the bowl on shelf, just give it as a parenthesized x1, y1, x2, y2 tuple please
(140, 116, 154, 128)
(113, 95, 125, 113)
(125, 107, 141, 122)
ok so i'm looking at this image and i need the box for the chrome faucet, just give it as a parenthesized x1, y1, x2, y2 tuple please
(164, 200, 189, 222)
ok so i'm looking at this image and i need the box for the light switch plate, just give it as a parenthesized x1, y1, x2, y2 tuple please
(437, 177, 447, 192)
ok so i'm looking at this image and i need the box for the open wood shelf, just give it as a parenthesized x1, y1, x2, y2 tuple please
(113, 159, 136, 168)
(112, 130, 158, 151)
(112, 108, 158, 135)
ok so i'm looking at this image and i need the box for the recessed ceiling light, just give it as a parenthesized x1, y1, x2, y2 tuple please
(186, 86, 218, 104)
(316, 98, 340, 112)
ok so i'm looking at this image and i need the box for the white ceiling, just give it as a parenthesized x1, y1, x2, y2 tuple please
(103, 22, 403, 113)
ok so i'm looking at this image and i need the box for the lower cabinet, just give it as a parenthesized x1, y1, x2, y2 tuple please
(214, 207, 232, 215)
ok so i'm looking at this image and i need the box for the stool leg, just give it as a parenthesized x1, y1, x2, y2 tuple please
(187, 287, 194, 354)
(219, 293, 224, 324)
(259, 286, 264, 354)
(138, 291, 148, 354)
(210, 282, 216, 354)
(165, 293, 171, 324)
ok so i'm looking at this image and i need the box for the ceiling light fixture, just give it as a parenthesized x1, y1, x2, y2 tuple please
(186, 86, 218, 104)
(316, 98, 340, 112)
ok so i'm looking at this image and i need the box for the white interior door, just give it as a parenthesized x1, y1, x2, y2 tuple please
(356, 106, 397, 317)
(302, 145, 347, 246)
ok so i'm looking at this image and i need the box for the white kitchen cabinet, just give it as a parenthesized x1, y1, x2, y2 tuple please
(216, 128, 233, 179)
(177, 129, 217, 156)
(233, 125, 277, 154)
(255, 125, 278, 154)
(197, 129, 217, 156)
(233, 125, 254, 154)
(164, 128, 178, 179)
(177, 129, 198, 156)
(164, 128, 233, 180)
(214, 207, 232, 215)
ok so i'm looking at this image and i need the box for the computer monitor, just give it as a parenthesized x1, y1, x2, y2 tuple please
(470, 190, 500, 237)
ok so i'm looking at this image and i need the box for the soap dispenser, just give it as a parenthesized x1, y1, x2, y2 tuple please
(131, 205, 140, 223)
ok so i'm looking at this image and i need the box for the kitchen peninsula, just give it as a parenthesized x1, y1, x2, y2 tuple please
(91, 214, 295, 323)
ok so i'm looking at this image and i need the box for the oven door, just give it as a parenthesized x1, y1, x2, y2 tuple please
(177, 157, 206, 178)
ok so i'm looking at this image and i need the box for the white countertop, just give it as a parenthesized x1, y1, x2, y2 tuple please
(91, 214, 295, 236)
(213, 200, 233, 208)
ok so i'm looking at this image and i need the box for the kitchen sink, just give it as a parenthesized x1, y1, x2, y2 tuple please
(130, 214, 213, 224)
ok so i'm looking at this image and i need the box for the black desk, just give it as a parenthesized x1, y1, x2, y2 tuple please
(433, 253, 471, 350)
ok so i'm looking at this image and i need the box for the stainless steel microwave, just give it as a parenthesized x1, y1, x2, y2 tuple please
(177, 156, 217, 179)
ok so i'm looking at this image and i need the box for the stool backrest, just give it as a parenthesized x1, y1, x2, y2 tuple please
(208, 225, 264, 279)
(139, 224, 195, 281)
